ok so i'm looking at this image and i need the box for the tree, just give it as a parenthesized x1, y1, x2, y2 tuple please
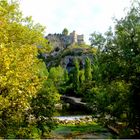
(30, 80, 60, 138)
(89, 32, 105, 49)
(113, 4, 140, 134)
(62, 28, 68, 36)
(79, 70, 85, 85)
(84, 57, 92, 81)
(48, 66, 64, 86)
(64, 69, 69, 83)
(0, 0, 52, 138)
(89, 1, 140, 137)
(73, 58, 80, 92)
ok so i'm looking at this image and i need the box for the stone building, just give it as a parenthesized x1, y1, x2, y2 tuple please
(69, 31, 84, 45)
(45, 30, 85, 50)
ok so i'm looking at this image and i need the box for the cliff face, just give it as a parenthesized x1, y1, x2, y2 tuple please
(43, 46, 95, 70)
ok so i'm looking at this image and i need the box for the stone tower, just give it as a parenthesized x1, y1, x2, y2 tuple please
(69, 30, 84, 44)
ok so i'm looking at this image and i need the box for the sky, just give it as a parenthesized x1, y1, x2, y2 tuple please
(19, 0, 131, 44)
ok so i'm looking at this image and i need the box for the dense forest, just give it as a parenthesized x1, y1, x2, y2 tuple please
(0, 0, 140, 138)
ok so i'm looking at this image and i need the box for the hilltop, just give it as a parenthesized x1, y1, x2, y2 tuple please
(42, 30, 96, 69)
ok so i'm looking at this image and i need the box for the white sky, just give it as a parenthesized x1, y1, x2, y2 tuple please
(19, 0, 131, 44)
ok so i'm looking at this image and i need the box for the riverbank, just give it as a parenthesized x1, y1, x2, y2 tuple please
(48, 116, 115, 139)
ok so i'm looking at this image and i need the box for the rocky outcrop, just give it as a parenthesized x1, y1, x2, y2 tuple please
(44, 47, 94, 70)
(60, 95, 91, 113)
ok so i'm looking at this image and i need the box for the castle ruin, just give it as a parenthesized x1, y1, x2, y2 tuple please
(46, 30, 85, 49)
(69, 30, 84, 45)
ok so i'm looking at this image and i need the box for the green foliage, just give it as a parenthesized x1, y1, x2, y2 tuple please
(18, 63, 62, 139)
(48, 66, 65, 86)
(85, 57, 92, 81)
(93, 81, 130, 117)
(30, 80, 60, 137)
(52, 121, 112, 139)
(89, 32, 105, 48)
(56, 122, 107, 133)
(64, 69, 69, 83)
(73, 58, 80, 92)
(62, 28, 68, 36)
(88, 1, 140, 136)
(79, 70, 85, 84)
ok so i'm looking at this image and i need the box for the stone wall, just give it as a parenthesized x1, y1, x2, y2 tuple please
(45, 31, 85, 51)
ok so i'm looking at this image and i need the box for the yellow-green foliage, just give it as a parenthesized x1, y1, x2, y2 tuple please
(49, 66, 65, 85)
(0, 0, 49, 137)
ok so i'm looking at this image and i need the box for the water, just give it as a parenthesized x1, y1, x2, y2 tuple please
(54, 115, 92, 121)
(55, 102, 92, 116)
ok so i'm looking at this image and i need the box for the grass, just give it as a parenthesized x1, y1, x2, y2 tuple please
(55, 122, 108, 133)
(50, 121, 113, 139)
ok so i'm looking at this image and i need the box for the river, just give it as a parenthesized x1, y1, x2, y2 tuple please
(54, 115, 93, 121)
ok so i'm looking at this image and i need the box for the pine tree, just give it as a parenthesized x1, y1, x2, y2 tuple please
(73, 58, 80, 92)
(85, 57, 92, 81)
(64, 69, 69, 83)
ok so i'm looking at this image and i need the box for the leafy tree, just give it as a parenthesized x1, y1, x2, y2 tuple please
(0, 0, 53, 138)
(29, 80, 60, 138)
(62, 28, 68, 36)
(113, 4, 140, 134)
(89, 32, 105, 49)
(89, 1, 140, 137)
(48, 66, 64, 86)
